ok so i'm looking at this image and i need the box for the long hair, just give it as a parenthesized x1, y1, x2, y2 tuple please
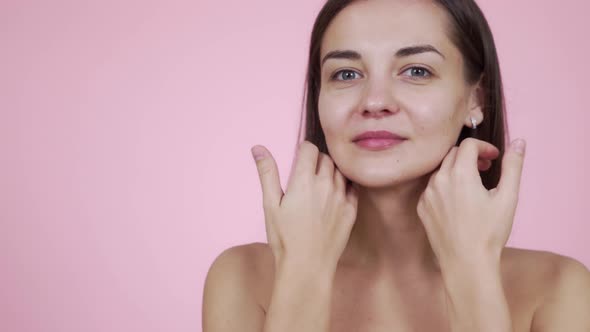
(296, 0, 508, 190)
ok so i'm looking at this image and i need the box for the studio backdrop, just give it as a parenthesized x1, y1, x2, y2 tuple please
(2, 1, 589, 331)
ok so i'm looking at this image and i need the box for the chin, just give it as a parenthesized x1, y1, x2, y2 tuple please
(342, 169, 417, 189)
(330, 143, 444, 188)
(337, 159, 438, 190)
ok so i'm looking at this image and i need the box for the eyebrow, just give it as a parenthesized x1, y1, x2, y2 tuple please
(321, 44, 446, 66)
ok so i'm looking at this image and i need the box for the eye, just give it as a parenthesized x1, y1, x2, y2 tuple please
(331, 69, 362, 81)
(401, 66, 433, 79)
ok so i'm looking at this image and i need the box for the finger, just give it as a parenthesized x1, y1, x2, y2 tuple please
(426, 167, 439, 188)
(317, 152, 335, 179)
(478, 159, 492, 172)
(290, 141, 320, 184)
(497, 138, 526, 201)
(251, 145, 284, 208)
(334, 167, 345, 193)
(345, 181, 359, 208)
(454, 138, 500, 178)
(439, 146, 459, 173)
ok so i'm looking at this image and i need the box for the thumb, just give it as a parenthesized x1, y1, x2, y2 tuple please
(497, 138, 526, 203)
(251, 145, 284, 209)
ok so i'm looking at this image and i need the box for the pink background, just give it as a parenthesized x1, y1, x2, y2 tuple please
(2, 0, 589, 331)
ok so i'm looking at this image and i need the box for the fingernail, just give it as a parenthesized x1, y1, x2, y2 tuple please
(512, 139, 526, 155)
(251, 146, 266, 161)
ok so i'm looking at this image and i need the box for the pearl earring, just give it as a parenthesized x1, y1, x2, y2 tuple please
(471, 117, 478, 130)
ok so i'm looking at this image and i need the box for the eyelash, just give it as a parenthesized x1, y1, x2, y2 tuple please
(330, 66, 433, 81)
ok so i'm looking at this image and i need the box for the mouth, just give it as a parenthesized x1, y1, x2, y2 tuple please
(352, 130, 407, 151)
(353, 137, 405, 151)
(352, 130, 406, 141)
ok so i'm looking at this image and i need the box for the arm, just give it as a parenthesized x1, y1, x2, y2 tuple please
(263, 259, 335, 332)
(202, 246, 265, 332)
(202, 245, 335, 332)
(415, 138, 526, 331)
(440, 255, 513, 332)
(531, 256, 590, 332)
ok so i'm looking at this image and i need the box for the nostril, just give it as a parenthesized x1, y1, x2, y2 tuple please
(362, 108, 395, 118)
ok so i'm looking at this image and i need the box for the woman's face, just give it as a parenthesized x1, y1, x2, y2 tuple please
(318, 0, 483, 188)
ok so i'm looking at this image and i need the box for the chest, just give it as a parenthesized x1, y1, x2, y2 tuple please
(259, 268, 538, 332)
(328, 273, 450, 332)
(328, 271, 537, 332)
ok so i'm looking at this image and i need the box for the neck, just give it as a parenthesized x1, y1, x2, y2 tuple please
(340, 175, 439, 276)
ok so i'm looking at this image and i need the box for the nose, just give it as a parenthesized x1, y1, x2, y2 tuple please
(359, 77, 399, 119)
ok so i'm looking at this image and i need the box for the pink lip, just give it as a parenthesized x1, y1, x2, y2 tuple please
(354, 138, 405, 150)
(352, 130, 406, 151)
(352, 130, 406, 141)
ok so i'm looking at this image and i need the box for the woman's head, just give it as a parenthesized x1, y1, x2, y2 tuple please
(298, 0, 507, 190)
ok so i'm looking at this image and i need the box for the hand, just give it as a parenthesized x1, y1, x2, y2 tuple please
(251, 141, 359, 271)
(416, 137, 527, 267)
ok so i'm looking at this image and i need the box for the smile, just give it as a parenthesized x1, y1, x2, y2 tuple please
(353, 138, 406, 151)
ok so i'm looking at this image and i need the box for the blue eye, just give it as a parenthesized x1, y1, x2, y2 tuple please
(402, 66, 432, 79)
(331, 69, 361, 81)
(330, 66, 433, 82)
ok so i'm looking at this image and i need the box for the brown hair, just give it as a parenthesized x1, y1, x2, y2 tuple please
(296, 0, 509, 190)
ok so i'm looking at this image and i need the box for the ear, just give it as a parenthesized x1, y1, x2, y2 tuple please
(463, 79, 484, 128)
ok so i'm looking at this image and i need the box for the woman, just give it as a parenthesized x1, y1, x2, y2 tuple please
(203, 0, 590, 331)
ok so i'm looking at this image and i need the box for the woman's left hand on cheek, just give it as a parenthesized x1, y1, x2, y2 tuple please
(417, 137, 527, 267)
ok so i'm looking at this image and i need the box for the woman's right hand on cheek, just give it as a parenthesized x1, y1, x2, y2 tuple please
(251, 141, 360, 272)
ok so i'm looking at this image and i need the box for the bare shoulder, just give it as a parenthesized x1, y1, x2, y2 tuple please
(207, 242, 272, 272)
(502, 247, 590, 331)
(204, 241, 274, 300)
(502, 246, 589, 281)
(202, 242, 273, 331)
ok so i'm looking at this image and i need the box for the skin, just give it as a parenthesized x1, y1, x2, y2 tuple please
(203, 0, 590, 331)
(318, 0, 485, 273)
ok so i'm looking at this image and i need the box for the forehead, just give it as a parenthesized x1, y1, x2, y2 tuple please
(321, 0, 455, 60)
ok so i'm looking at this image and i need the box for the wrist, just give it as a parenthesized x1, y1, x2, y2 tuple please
(439, 254, 503, 299)
(276, 257, 337, 280)
(438, 250, 501, 274)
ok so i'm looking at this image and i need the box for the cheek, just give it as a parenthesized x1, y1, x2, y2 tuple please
(400, 92, 465, 166)
(403, 90, 464, 140)
(318, 90, 356, 137)
(414, 111, 458, 140)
